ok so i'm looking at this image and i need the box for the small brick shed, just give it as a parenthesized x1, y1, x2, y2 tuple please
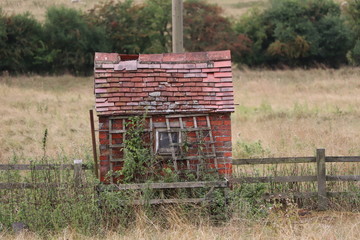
(94, 50, 234, 183)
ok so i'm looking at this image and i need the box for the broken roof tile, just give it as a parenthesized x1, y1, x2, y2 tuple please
(94, 51, 235, 115)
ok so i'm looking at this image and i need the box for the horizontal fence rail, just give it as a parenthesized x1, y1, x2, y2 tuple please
(0, 164, 91, 171)
(98, 181, 228, 191)
(230, 176, 317, 184)
(233, 156, 360, 165)
(0, 160, 89, 189)
(0, 183, 93, 190)
(326, 157, 360, 163)
(97, 180, 229, 205)
(233, 157, 316, 165)
(231, 149, 360, 210)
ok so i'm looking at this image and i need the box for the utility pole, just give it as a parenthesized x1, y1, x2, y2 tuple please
(172, 0, 184, 53)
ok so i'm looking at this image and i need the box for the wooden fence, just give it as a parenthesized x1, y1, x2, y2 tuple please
(0, 159, 91, 189)
(0, 160, 228, 204)
(1, 149, 359, 209)
(231, 149, 360, 210)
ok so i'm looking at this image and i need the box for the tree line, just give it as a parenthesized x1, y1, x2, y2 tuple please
(0, 0, 360, 75)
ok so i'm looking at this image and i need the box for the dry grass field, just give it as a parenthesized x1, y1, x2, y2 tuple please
(0, 61, 359, 240)
(232, 67, 360, 158)
(1, 68, 359, 163)
(0, 75, 94, 163)
(1, 211, 360, 239)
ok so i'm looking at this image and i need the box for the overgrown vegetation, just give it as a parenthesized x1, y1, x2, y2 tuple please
(117, 116, 157, 183)
(2, 109, 359, 236)
(1, 0, 360, 75)
(184, 1, 252, 58)
(0, 117, 231, 236)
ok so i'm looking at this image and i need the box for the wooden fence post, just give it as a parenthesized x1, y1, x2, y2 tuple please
(89, 109, 99, 179)
(74, 159, 83, 188)
(316, 149, 328, 210)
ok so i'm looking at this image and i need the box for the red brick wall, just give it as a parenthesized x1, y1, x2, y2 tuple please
(98, 113, 232, 182)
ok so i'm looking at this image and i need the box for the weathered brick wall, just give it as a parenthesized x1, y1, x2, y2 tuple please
(98, 113, 232, 182)
(210, 113, 232, 175)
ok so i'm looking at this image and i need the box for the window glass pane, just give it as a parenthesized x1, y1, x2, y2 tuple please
(157, 131, 180, 155)
(159, 132, 179, 149)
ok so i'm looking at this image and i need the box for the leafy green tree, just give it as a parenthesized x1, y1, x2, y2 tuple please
(344, 0, 360, 65)
(87, 0, 171, 54)
(87, 0, 141, 54)
(236, 0, 352, 67)
(0, 12, 43, 73)
(88, 0, 251, 56)
(0, 9, 7, 71)
(234, 8, 269, 66)
(137, 0, 172, 53)
(184, 0, 251, 59)
(43, 6, 109, 75)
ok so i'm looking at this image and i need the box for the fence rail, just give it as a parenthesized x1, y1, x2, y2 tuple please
(97, 180, 228, 205)
(233, 157, 316, 165)
(233, 156, 360, 165)
(0, 160, 89, 189)
(98, 181, 228, 191)
(0, 164, 91, 171)
(231, 149, 360, 210)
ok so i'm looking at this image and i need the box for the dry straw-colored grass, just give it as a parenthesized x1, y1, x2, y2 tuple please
(1, 211, 360, 239)
(1, 68, 359, 239)
(232, 67, 360, 157)
(1, 67, 360, 162)
(0, 0, 99, 21)
(0, 75, 94, 163)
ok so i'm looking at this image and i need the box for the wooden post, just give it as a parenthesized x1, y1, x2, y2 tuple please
(172, 0, 184, 53)
(74, 159, 83, 188)
(89, 110, 99, 179)
(316, 148, 328, 210)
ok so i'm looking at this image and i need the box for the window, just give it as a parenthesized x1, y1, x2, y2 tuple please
(156, 130, 180, 155)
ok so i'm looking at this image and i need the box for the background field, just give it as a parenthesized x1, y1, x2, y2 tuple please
(1, 68, 359, 163)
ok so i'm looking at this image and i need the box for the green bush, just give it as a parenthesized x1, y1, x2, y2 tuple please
(347, 40, 360, 65)
(0, 10, 7, 71)
(43, 6, 109, 75)
(88, 0, 252, 57)
(1, 0, 359, 74)
(87, 0, 170, 54)
(234, 140, 271, 158)
(235, 0, 353, 67)
(184, 0, 251, 59)
(345, 0, 360, 65)
(0, 12, 44, 73)
(136, 0, 172, 53)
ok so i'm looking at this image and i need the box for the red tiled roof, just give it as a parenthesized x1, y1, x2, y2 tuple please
(94, 50, 234, 116)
